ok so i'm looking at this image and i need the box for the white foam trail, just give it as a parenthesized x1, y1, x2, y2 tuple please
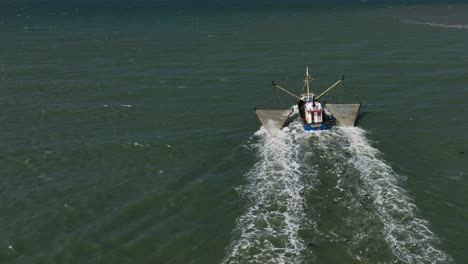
(401, 18, 468, 29)
(339, 127, 453, 263)
(222, 124, 311, 264)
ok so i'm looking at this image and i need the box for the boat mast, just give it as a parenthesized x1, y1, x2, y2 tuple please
(306, 66, 311, 98)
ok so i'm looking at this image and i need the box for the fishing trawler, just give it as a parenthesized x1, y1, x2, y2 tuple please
(255, 67, 361, 135)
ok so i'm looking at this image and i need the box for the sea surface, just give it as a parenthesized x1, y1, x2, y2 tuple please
(1, 1, 467, 263)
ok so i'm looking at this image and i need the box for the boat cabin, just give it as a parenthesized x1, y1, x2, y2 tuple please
(298, 95, 324, 125)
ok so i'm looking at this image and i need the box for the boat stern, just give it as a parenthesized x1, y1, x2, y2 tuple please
(304, 122, 329, 131)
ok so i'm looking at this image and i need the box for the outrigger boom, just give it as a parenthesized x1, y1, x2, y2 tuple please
(271, 81, 300, 99)
(272, 70, 344, 101)
(316, 75, 344, 99)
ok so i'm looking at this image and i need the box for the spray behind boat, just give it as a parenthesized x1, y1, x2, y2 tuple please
(255, 67, 361, 135)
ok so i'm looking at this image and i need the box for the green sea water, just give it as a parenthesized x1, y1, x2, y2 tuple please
(1, 1, 467, 263)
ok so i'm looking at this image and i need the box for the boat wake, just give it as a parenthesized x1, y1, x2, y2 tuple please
(222, 124, 452, 263)
(221, 121, 312, 264)
(314, 127, 453, 263)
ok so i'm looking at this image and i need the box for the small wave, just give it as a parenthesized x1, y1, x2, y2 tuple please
(222, 123, 311, 263)
(127, 142, 149, 147)
(400, 18, 468, 29)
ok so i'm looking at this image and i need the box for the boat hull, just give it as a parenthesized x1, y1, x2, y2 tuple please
(304, 122, 329, 131)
